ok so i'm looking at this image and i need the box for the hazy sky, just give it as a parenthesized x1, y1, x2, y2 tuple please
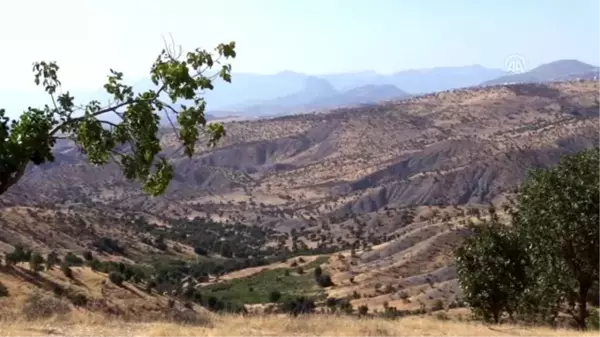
(0, 0, 598, 92)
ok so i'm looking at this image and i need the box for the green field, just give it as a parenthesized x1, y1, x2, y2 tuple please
(199, 256, 330, 304)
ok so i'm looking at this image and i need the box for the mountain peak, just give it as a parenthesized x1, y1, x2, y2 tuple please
(531, 59, 598, 74)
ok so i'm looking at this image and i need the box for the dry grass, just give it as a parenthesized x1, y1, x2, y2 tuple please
(0, 312, 595, 336)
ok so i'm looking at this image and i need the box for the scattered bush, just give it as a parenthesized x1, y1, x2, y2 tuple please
(314, 265, 322, 278)
(29, 253, 45, 273)
(63, 252, 84, 266)
(45, 251, 59, 270)
(282, 297, 315, 316)
(60, 262, 73, 279)
(269, 290, 282, 303)
(22, 292, 70, 320)
(69, 293, 88, 307)
(358, 305, 369, 315)
(108, 272, 124, 286)
(316, 274, 334, 287)
(83, 250, 93, 261)
(194, 246, 208, 256)
(0, 281, 8, 297)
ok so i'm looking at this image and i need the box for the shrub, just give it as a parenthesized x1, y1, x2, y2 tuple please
(29, 252, 45, 273)
(0, 281, 8, 297)
(316, 274, 334, 287)
(63, 252, 84, 266)
(358, 305, 369, 315)
(296, 266, 304, 275)
(282, 297, 315, 316)
(22, 292, 70, 319)
(60, 262, 73, 279)
(314, 265, 322, 278)
(109, 272, 124, 286)
(269, 290, 282, 303)
(45, 251, 59, 270)
(338, 299, 353, 314)
(194, 246, 208, 256)
(69, 293, 88, 307)
(431, 299, 445, 311)
(83, 250, 93, 261)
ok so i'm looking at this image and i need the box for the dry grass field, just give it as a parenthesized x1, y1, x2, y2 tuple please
(0, 312, 596, 336)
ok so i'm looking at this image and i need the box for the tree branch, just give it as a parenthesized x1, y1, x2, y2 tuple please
(0, 160, 28, 195)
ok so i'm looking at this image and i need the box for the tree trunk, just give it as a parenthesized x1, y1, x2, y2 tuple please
(577, 282, 590, 330)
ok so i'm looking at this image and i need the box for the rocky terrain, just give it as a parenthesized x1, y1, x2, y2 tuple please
(0, 79, 598, 316)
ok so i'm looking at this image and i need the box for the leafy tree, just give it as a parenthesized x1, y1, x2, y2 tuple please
(5, 245, 29, 265)
(60, 261, 73, 279)
(83, 250, 93, 261)
(455, 217, 529, 323)
(316, 274, 334, 288)
(45, 251, 59, 270)
(314, 265, 322, 278)
(109, 271, 124, 286)
(0, 39, 236, 196)
(269, 290, 282, 303)
(510, 147, 599, 329)
(358, 304, 369, 316)
(29, 252, 45, 273)
(282, 296, 315, 316)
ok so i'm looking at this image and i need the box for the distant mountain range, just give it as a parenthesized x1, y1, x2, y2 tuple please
(1, 59, 596, 123)
(482, 60, 599, 86)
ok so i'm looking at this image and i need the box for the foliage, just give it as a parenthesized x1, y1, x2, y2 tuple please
(5, 245, 30, 265)
(60, 262, 73, 279)
(29, 253, 45, 273)
(83, 250, 93, 261)
(63, 252, 84, 266)
(282, 296, 315, 316)
(314, 265, 322, 278)
(45, 251, 59, 270)
(269, 290, 282, 302)
(316, 274, 334, 288)
(510, 147, 599, 329)
(455, 148, 599, 329)
(0, 39, 236, 196)
(0, 281, 8, 297)
(358, 305, 369, 315)
(109, 271, 124, 286)
(455, 216, 528, 323)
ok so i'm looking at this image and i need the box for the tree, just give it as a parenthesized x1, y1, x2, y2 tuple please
(45, 251, 59, 270)
(455, 218, 529, 323)
(109, 271, 124, 286)
(60, 261, 73, 279)
(269, 290, 282, 303)
(358, 305, 369, 316)
(0, 39, 236, 196)
(29, 252, 45, 273)
(510, 147, 599, 329)
(314, 265, 322, 278)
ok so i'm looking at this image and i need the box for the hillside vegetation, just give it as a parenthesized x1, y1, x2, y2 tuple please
(0, 80, 598, 334)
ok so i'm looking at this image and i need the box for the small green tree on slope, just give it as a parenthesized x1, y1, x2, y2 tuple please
(0, 39, 236, 196)
(455, 212, 529, 323)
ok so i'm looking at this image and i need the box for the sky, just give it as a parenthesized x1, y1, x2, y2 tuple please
(0, 0, 598, 111)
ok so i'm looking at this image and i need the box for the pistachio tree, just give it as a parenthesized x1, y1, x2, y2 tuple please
(511, 147, 599, 329)
(455, 216, 529, 323)
(0, 40, 236, 196)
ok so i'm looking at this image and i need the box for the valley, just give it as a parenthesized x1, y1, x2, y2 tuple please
(0, 79, 597, 325)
